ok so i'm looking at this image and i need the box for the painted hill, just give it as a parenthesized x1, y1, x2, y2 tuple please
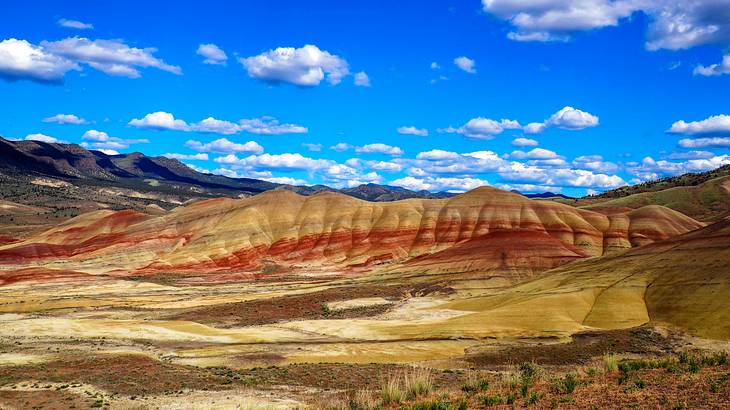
(433, 216, 730, 340)
(0, 187, 703, 280)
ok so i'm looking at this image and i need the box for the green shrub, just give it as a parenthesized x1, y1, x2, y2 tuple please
(404, 367, 433, 399)
(381, 376, 402, 404)
(480, 394, 502, 406)
(603, 353, 618, 372)
(554, 373, 579, 394)
(526, 391, 540, 405)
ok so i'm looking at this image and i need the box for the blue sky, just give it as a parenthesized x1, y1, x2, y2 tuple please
(1, 1, 730, 196)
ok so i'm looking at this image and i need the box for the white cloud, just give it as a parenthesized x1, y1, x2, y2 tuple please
(627, 155, 730, 180)
(0, 38, 79, 83)
(397, 126, 428, 136)
(354, 71, 370, 87)
(430, 62, 441, 70)
(438, 117, 520, 140)
(523, 106, 599, 134)
(128, 111, 189, 131)
(511, 137, 539, 147)
(263, 176, 308, 185)
(545, 106, 599, 130)
(238, 117, 308, 135)
(483, 1, 730, 51)
(678, 137, 730, 148)
(190, 117, 240, 135)
(185, 138, 263, 154)
(80, 129, 148, 151)
(42, 113, 88, 125)
(667, 114, 730, 136)
(330, 142, 353, 152)
(572, 154, 619, 173)
(454, 56, 476, 73)
(97, 149, 119, 155)
(391, 176, 488, 192)
(301, 143, 323, 152)
(162, 153, 209, 161)
(694, 54, 730, 76)
(41, 37, 181, 78)
(355, 143, 404, 156)
(24, 133, 63, 143)
(57, 18, 93, 30)
(665, 150, 716, 160)
(196, 43, 227, 65)
(510, 148, 560, 160)
(523, 122, 547, 135)
(417, 149, 460, 161)
(240, 44, 350, 86)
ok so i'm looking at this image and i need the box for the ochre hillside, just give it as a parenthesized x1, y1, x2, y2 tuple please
(435, 216, 730, 340)
(0, 187, 703, 278)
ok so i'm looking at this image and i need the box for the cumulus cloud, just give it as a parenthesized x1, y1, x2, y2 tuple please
(240, 44, 350, 86)
(667, 114, 730, 136)
(42, 113, 88, 125)
(510, 148, 560, 160)
(355, 143, 404, 156)
(511, 137, 539, 147)
(330, 142, 353, 152)
(354, 71, 371, 87)
(57, 18, 93, 30)
(397, 126, 428, 136)
(417, 149, 461, 161)
(162, 153, 209, 161)
(694, 54, 730, 76)
(438, 117, 521, 140)
(185, 138, 263, 154)
(678, 137, 730, 148)
(665, 150, 716, 160)
(572, 155, 619, 173)
(196, 43, 227, 65)
(430, 62, 441, 70)
(482, 1, 730, 51)
(129, 111, 189, 131)
(238, 117, 308, 135)
(0, 38, 79, 83)
(453, 56, 476, 73)
(391, 176, 488, 192)
(24, 133, 63, 143)
(627, 155, 730, 180)
(80, 129, 148, 151)
(523, 106, 599, 134)
(41, 37, 181, 78)
(189, 117, 240, 135)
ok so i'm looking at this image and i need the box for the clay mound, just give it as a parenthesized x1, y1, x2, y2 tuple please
(387, 230, 589, 282)
(0, 187, 705, 277)
(438, 217, 730, 339)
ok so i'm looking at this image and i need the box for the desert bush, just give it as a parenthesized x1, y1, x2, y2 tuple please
(480, 393, 502, 406)
(603, 353, 619, 372)
(526, 391, 541, 405)
(461, 371, 488, 395)
(381, 375, 403, 404)
(519, 362, 541, 387)
(554, 373, 579, 394)
(404, 367, 433, 399)
(408, 397, 467, 410)
(350, 389, 378, 410)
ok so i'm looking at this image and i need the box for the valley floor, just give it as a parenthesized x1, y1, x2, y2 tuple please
(0, 271, 728, 409)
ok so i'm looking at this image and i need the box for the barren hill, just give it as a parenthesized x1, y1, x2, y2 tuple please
(0, 187, 703, 280)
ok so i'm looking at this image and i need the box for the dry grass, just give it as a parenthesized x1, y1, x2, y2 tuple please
(603, 353, 619, 372)
(403, 366, 434, 399)
(380, 375, 403, 404)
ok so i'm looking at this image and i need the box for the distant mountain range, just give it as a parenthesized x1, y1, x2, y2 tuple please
(0, 137, 458, 212)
